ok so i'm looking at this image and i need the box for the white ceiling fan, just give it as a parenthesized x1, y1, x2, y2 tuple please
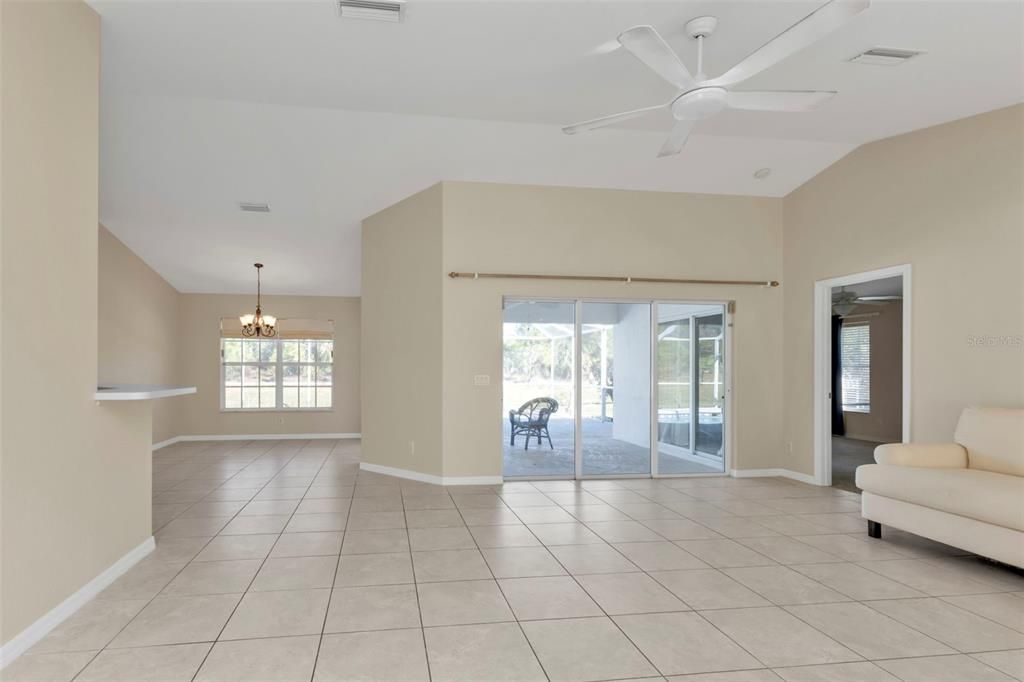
(563, 0, 870, 157)
(832, 287, 902, 315)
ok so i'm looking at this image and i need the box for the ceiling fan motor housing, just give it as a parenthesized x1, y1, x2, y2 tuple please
(672, 87, 728, 120)
(685, 16, 718, 39)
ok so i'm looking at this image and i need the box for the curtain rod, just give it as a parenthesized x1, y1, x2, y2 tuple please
(448, 271, 779, 288)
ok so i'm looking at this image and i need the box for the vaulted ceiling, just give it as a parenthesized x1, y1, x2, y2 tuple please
(93, 0, 1024, 295)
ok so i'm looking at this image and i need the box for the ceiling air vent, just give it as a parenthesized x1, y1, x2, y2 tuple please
(238, 202, 270, 213)
(849, 47, 923, 66)
(337, 0, 404, 22)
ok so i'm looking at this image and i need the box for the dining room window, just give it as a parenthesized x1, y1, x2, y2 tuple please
(220, 318, 334, 411)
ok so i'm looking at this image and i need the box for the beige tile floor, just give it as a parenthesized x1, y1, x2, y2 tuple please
(5, 439, 1024, 682)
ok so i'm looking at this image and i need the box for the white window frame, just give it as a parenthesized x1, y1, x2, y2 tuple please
(220, 337, 335, 413)
(840, 322, 871, 414)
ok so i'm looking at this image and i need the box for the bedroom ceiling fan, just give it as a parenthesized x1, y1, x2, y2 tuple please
(832, 287, 902, 316)
(563, 0, 870, 157)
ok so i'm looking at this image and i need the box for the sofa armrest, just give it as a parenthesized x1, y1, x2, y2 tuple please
(873, 443, 967, 468)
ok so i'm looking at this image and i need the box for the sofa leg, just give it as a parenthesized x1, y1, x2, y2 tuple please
(867, 520, 882, 539)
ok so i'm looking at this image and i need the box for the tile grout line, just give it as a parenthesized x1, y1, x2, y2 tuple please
(480, 474, 1024, 677)
(458, 480, 552, 682)
(616, 476, 1022, 666)
(586, 508, 836, 675)
(527, 480, 854, 676)
(401, 479, 434, 682)
(186, 438, 324, 682)
(576, 482, 997, 671)
(508, 483, 678, 679)
(309, 438, 356, 682)
(556, 487, 782, 676)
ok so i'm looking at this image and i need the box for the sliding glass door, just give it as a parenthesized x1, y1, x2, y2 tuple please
(695, 312, 726, 461)
(580, 302, 651, 476)
(503, 298, 728, 479)
(655, 305, 727, 474)
(656, 306, 692, 473)
(502, 300, 575, 477)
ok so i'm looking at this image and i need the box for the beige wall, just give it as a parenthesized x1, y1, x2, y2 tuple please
(784, 105, 1024, 476)
(1, 0, 153, 645)
(361, 185, 444, 476)
(441, 182, 785, 477)
(99, 225, 183, 444)
(176, 294, 361, 438)
(361, 182, 785, 479)
(842, 302, 903, 443)
(365, 104, 1022, 482)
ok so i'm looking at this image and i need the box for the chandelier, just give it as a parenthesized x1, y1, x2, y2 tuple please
(240, 263, 277, 337)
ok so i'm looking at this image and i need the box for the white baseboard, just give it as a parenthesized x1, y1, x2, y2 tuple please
(359, 462, 502, 486)
(731, 468, 819, 485)
(0, 536, 155, 669)
(153, 433, 361, 450)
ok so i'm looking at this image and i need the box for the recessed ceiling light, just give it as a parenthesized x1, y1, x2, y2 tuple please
(849, 47, 923, 66)
(753, 168, 772, 180)
(239, 202, 270, 213)
(337, 0, 404, 23)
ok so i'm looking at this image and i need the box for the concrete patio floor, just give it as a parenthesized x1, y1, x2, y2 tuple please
(503, 418, 722, 477)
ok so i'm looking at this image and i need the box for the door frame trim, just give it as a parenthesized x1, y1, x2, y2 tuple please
(812, 264, 912, 486)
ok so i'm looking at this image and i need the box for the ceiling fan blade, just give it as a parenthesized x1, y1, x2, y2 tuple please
(856, 295, 902, 302)
(618, 25, 696, 91)
(562, 103, 668, 135)
(726, 90, 836, 111)
(657, 119, 695, 158)
(708, 0, 870, 88)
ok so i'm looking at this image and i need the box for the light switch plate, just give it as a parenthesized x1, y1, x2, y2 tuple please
(474, 375, 490, 386)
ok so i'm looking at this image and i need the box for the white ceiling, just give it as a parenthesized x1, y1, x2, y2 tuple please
(93, 0, 1024, 296)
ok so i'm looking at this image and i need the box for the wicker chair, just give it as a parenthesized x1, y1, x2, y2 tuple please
(509, 397, 559, 450)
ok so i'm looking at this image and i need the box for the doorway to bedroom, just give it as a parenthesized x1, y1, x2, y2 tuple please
(814, 265, 911, 491)
(502, 298, 729, 479)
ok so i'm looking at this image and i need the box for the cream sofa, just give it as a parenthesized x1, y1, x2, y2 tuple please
(855, 406, 1024, 568)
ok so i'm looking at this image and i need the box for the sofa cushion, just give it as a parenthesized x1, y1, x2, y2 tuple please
(874, 443, 966, 468)
(955, 406, 1024, 476)
(856, 464, 1024, 531)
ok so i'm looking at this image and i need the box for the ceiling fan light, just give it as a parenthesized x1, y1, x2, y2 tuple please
(833, 303, 857, 316)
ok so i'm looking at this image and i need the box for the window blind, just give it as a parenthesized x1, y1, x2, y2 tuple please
(219, 318, 334, 339)
(840, 323, 870, 412)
